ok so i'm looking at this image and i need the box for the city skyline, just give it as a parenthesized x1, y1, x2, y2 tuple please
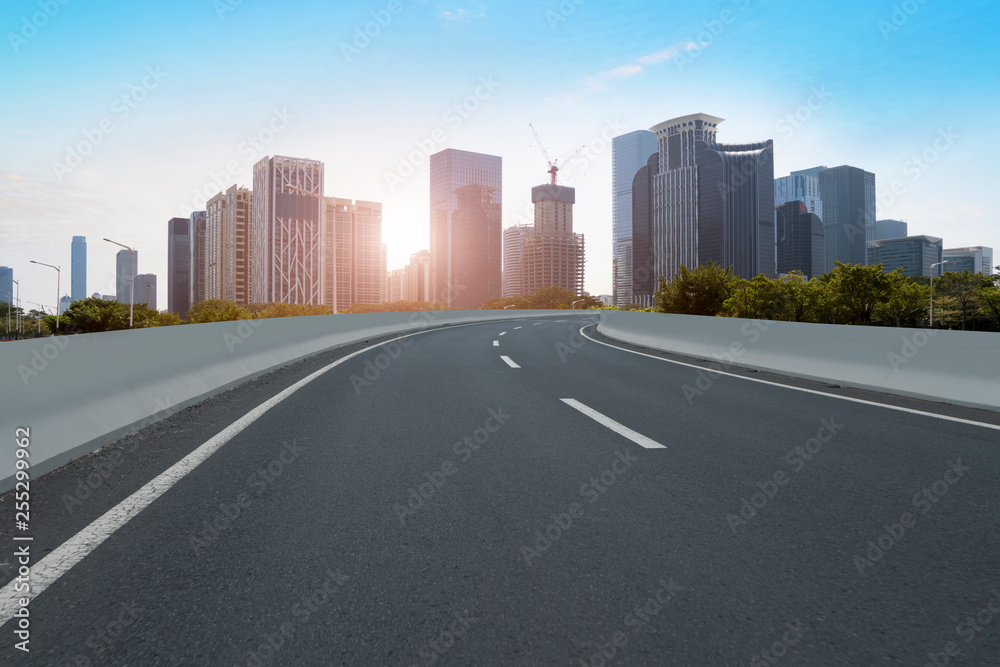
(2, 0, 997, 310)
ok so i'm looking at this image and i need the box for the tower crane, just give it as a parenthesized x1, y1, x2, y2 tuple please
(529, 124, 586, 186)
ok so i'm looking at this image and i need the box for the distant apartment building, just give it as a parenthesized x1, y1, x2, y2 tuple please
(167, 217, 192, 316)
(205, 191, 225, 300)
(875, 219, 908, 241)
(251, 156, 325, 306)
(522, 184, 585, 295)
(59, 295, 72, 315)
(135, 274, 157, 310)
(502, 225, 533, 298)
(650, 114, 775, 284)
(612, 130, 658, 306)
(943, 246, 993, 275)
(387, 269, 406, 302)
(867, 235, 943, 277)
(776, 201, 825, 279)
(115, 249, 138, 305)
(71, 236, 87, 301)
(429, 149, 502, 309)
(404, 250, 431, 302)
(816, 165, 876, 270)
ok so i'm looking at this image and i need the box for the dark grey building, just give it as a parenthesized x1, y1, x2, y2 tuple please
(816, 165, 876, 270)
(776, 201, 825, 279)
(167, 217, 192, 316)
(942, 246, 993, 275)
(650, 114, 776, 283)
(867, 235, 943, 277)
(430, 149, 502, 309)
(135, 274, 157, 310)
(612, 130, 658, 306)
(631, 153, 658, 305)
(189, 210, 207, 308)
(875, 219, 908, 241)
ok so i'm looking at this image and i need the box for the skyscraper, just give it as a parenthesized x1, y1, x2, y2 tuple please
(630, 153, 658, 306)
(816, 165, 876, 270)
(875, 219, 908, 240)
(502, 225, 533, 298)
(405, 250, 431, 302)
(206, 185, 253, 304)
(650, 114, 775, 282)
(71, 236, 87, 302)
(167, 217, 192, 316)
(115, 249, 138, 305)
(189, 210, 208, 307)
(429, 149, 502, 309)
(867, 235, 943, 277)
(612, 130, 658, 307)
(205, 191, 226, 301)
(135, 274, 157, 310)
(776, 201, 825, 279)
(522, 184, 585, 295)
(251, 156, 325, 305)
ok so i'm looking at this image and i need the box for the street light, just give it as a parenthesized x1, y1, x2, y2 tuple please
(3, 290, 9, 335)
(104, 238, 136, 328)
(929, 260, 948, 327)
(572, 299, 586, 309)
(11, 279, 20, 334)
(29, 260, 60, 333)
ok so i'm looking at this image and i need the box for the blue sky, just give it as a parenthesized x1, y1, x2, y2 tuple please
(2, 0, 998, 309)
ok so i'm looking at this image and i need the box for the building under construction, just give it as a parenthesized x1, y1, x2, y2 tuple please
(521, 184, 585, 295)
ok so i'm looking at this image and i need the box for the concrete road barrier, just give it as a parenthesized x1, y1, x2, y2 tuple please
(596, 310, 1000, 413)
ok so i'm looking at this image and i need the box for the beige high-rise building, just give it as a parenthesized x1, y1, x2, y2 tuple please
(206, 185, 253, 304)
(322, 197, 384, 312)
(522, 185, 585, 295)
(404, 250, 431, 303)
(502, 225, 532, 297)
(388, 269, 405, 302)
(251, 156, 325, 305)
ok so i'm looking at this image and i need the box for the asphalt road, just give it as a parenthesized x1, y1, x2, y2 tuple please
(2, 314, 999, 665)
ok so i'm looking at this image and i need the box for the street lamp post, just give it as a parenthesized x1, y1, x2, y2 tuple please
(12, 279, 20, 334)
(104, 238, 136, 328)
(929, 260, 948, 327)
(29, 260, 60, 333)
(4, 291, 9, 335)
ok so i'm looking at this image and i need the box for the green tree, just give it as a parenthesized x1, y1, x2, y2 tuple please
(655, 262, 738, 316)
(874, 274, 930, 328)
(934, 270, 991, 330)
(42, 297, 160, 334)
(187, 299, 251, 323)
(826, 262, 900, 325)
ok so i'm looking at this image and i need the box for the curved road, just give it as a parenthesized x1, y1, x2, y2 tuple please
(2, 314, 999, 665)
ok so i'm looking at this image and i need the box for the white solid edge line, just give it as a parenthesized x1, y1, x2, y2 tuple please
(500, 355, 521, 369)
(579, 325, 1000, 432)
(0, 320, 495, 627)
(493, 341, 499, 347)
(561, 399, 666, 449)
